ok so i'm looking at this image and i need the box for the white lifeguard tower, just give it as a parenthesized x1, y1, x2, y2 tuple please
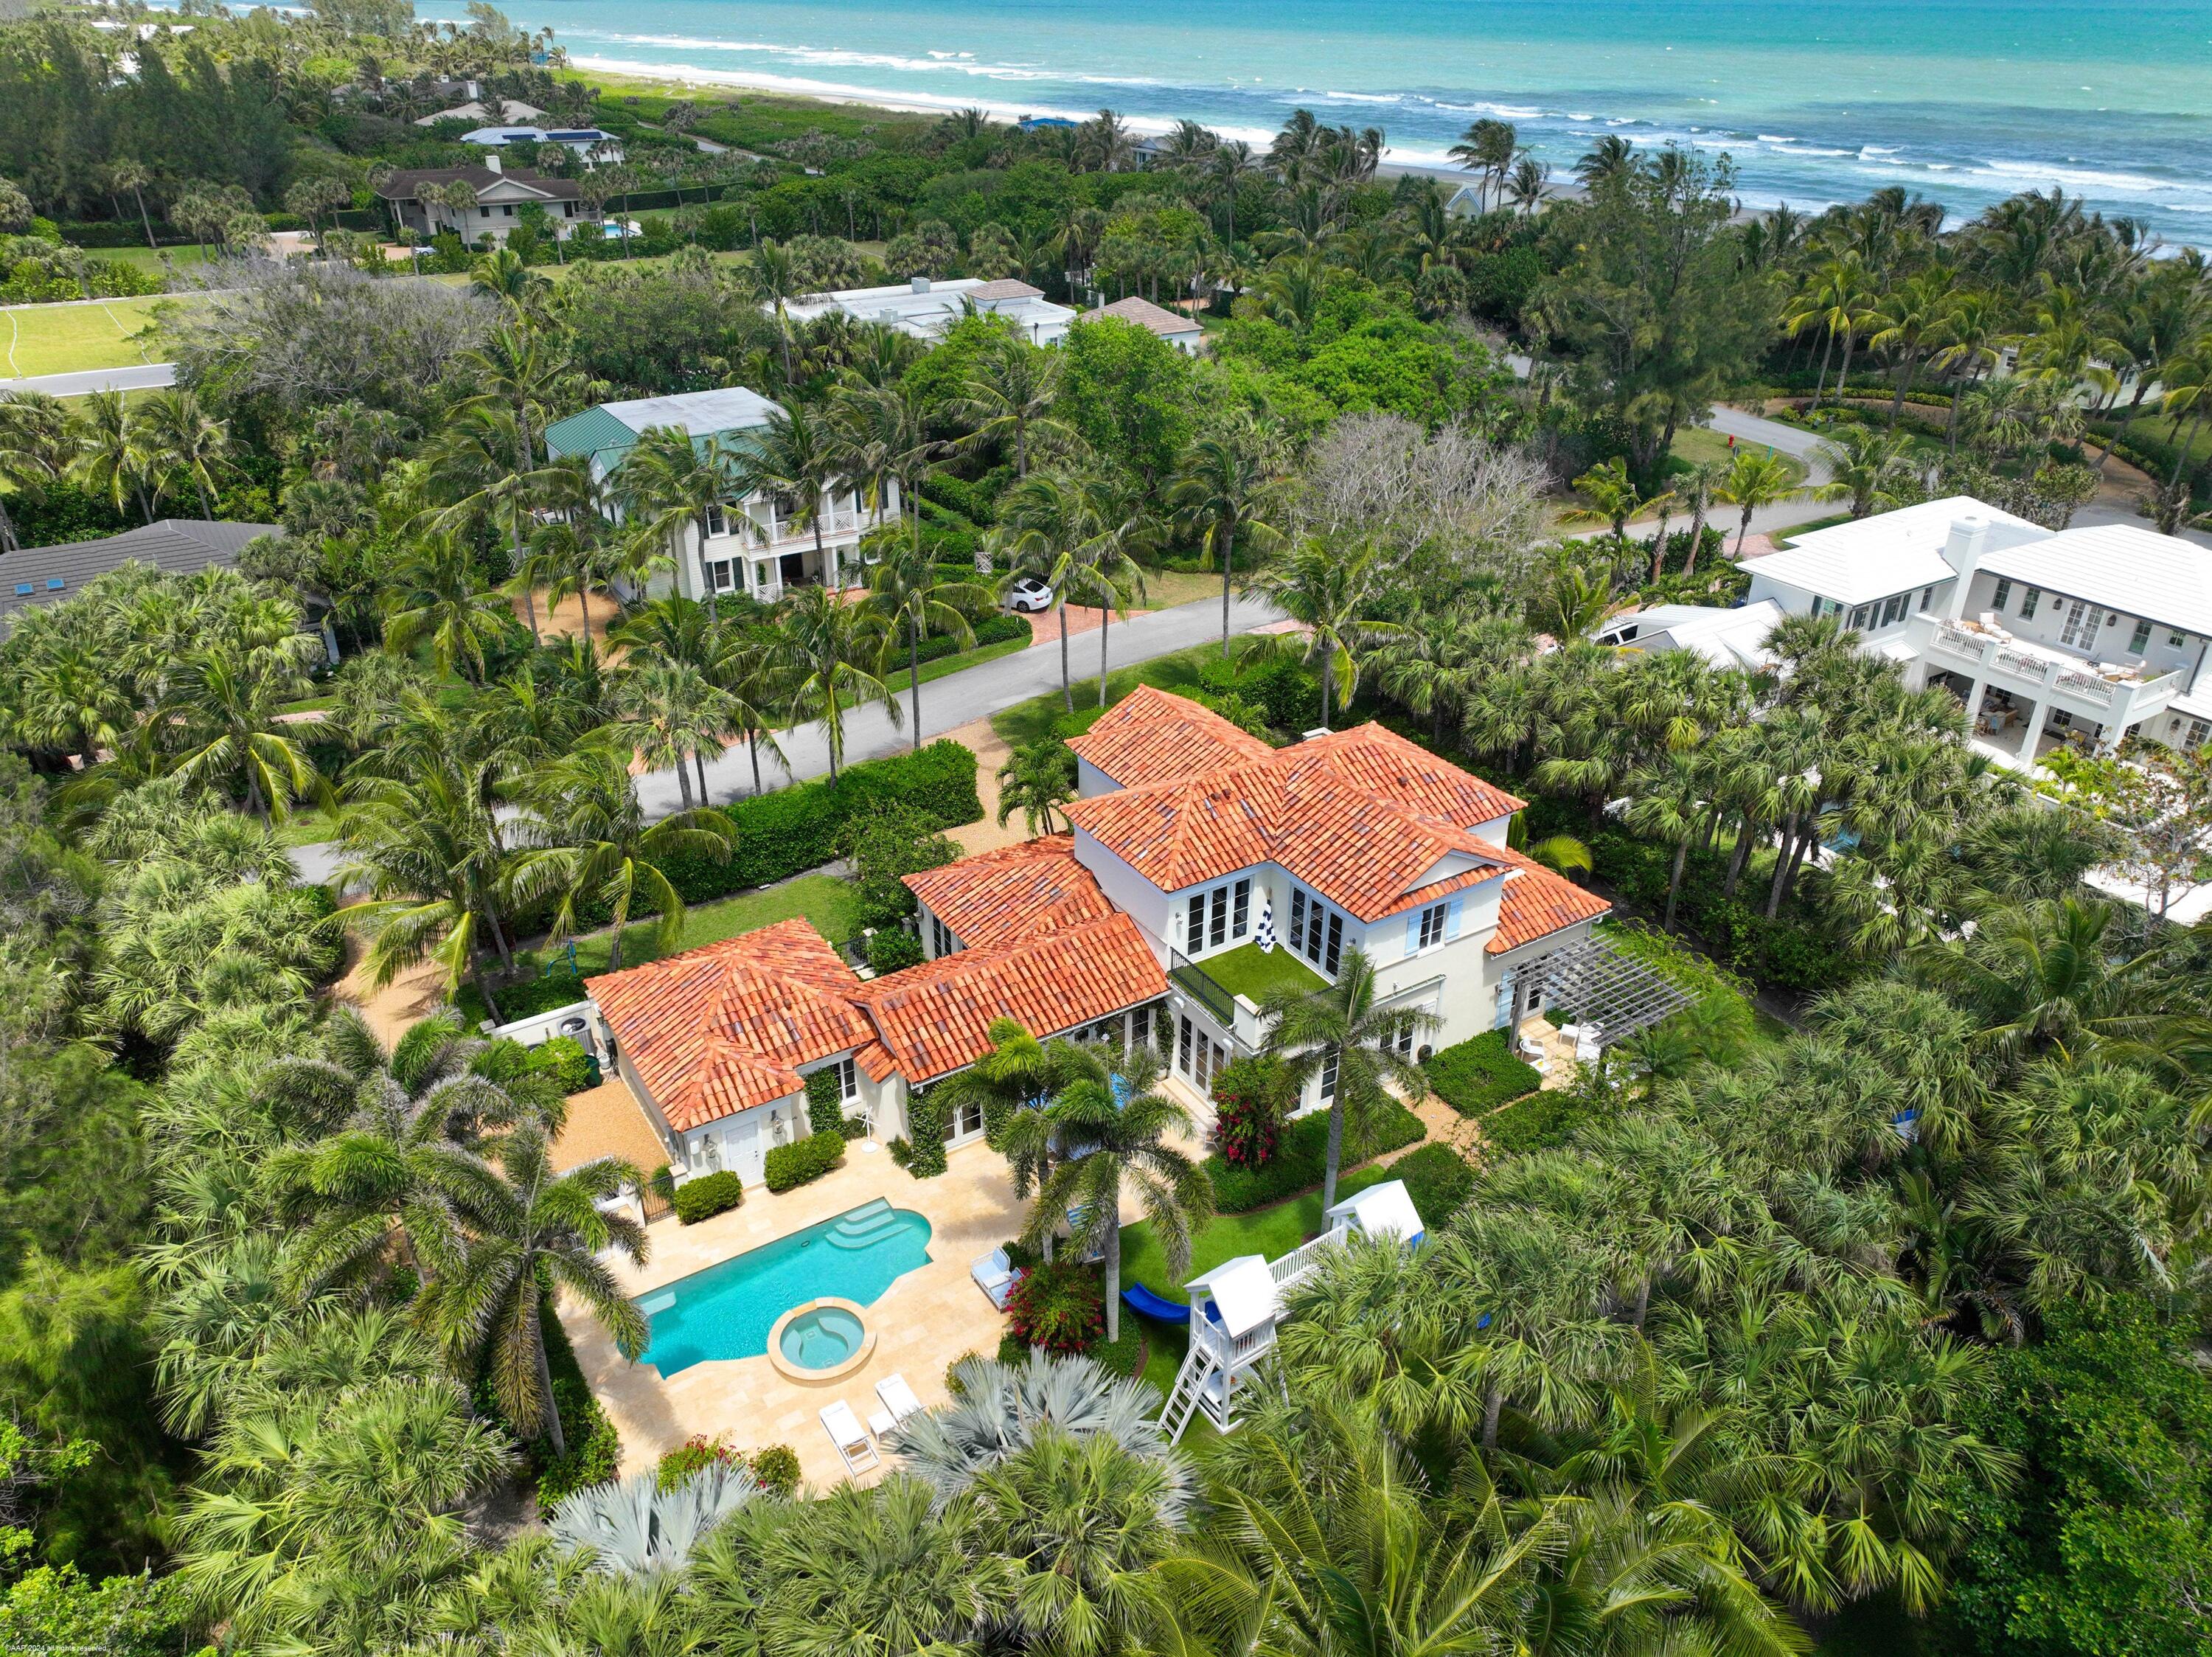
(1156, 1178, 1425, 1441)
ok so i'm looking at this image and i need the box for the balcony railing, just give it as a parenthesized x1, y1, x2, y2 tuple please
(1913, 614, 2183, 718)
(1931, 622, 1989, 663)
(1169, 951, 1237, 1026)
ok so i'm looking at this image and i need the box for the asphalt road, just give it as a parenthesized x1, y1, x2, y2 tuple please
(0, 362, 176, 397)
(288, 589, 1281, 883)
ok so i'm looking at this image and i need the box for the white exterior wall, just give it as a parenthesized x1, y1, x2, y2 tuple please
(1366, 878, 1506, 1052)
(1957, 569, 2208, 692)
(1074, 755, 1119, 799)
(1071, 829, 1180, 962)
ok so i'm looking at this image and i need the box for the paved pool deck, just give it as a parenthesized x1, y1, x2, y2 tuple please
(559, 1133, 1028, 1493)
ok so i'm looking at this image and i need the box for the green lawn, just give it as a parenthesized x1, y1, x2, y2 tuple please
(2, 295, 170, 378)
(80, 243, 217, 277)
(1119, 1158, 1394, 1307)
(1672, 424, 1809, 487)
(992, 636, 1262, 748)
(1191, 940, 1327, 1004)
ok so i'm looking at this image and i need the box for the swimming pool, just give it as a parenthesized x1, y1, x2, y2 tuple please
(632, 1199, 933, 1378)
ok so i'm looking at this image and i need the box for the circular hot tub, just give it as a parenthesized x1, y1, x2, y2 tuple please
(767, 1297, 877, 1383)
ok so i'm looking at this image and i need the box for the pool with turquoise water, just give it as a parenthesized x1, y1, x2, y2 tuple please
(633, 1199, 932, 1378)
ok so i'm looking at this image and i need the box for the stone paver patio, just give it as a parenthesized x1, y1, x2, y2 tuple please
(560, 1134, 1027, 1493)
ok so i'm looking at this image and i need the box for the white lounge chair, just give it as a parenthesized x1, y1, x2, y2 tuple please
(876, 1372, 924, 1427)
(820, 1400, 880, 1478)
(971, 1247, 1017, 1310)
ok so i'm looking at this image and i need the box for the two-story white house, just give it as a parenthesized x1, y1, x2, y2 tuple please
(577, 688, 1607, 1188)
(781, 276, 1078, 346)
(1736, 497, 2212, 763)
(373, 156, 591, 244)
(541, 387, 895, 605)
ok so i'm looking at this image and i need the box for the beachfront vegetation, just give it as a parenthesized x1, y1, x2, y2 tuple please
(0, 3, 2210, 1651)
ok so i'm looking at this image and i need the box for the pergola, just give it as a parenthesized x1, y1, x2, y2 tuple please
(1526, 934, 1696, 1048)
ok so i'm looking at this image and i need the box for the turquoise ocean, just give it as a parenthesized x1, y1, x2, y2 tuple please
(493, 0, 2212, 240)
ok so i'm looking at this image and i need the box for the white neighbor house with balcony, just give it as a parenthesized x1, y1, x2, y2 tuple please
(542, 387, 895, 605)
(1730, 498, 2212, 764)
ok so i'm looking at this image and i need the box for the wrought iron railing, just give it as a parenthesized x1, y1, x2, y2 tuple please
(1169, 950, 1237, 1026)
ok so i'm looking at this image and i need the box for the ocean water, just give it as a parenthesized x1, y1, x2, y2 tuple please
(495, 0, 2212, 240)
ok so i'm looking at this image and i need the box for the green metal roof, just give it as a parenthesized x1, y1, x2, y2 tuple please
(542, 405, 641, 464)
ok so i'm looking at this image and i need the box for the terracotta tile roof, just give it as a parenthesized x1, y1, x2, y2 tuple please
(1099, 295, 1202, 338)
(1065, 686, 1274, 788)
(902, 834, 1113, 949)
(860, 914, 1166, 1084)
(585, 920, 876, 1131)
(1065, 711, 1531, 923)
(1484, 844, 1612, 953)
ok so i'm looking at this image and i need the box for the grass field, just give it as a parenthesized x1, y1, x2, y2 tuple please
(1671, 425, 1810, 487)
(2, 296, 169, 378)
(84, 245, 217, 278)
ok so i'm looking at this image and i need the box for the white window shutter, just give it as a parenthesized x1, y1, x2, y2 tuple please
(1445, 894, 1464, 941)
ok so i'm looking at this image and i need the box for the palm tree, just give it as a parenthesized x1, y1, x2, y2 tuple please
(75, 388, 153, 525)
(383, 534, 515, 682)
(0, 389, 73, 553)
(1575, 133, 1637, 191)
(1717, 451, 1798, 555)
(1677, 457, 1729, 577)
(1505, 155, 1551, 215)
(895, 1348, 1186, 1509)
(1245, 538, 1407, 728)
(866, 538, 987, 749)
(550, 1465, 759, 1577)
(110, 156, 158, 250)
(163, 636, 326, 821)
(748, 237, 807, 381)
(1813, 425, 1918, 519)
(510, 745, 734, 971)
(15, 642, 133, 768)
(996, 738, 1077, 836)
(952, 335, 1069, 479)
(258, 1011, 512, 1299)
(457, 322, 573, 476)
(1624, 750, 1711, 932)
(418, 1122, 646, 1456)
(1027, 1041, 1213, 1344)
(1571, 456, 1646, 545)
(1057, 485, 1149, 709)
(1166, 417, 1286, 658)
(1259, 946, 1437, 1212)
(771, 584, 897, 780)
(336, 751, 518, 1020)
(1448, 117, 1519, 212)
(1930, 289, 2006, 451)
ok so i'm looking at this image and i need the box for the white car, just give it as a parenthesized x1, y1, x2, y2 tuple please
(1004, 576, 1054, 613)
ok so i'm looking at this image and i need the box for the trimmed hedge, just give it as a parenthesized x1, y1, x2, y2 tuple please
(1205, 1099, 1425, 1213)
(1388, 1141, 1476, 1223)
(764, 1131, 846, 1193)
(647, 740, 981, 904)
(1424, 1030, 1540, 1117)
(674, 1170, 745, 1224)
(903, 611, 1029, 669)
(1480, 1089, 1578, 1155)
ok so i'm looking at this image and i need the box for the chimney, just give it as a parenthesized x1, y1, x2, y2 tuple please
(1939, 513, 1988, 621)
(484, 150, 503, 175)
(910, 275, 930, 293)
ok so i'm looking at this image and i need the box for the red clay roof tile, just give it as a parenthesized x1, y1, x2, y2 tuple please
(1065, 684, 1274, 788)
(1485, 844, 1612, 953)
(585, 920, 875, 1131)
(1065, 699, 1530, 923)
(859, 913, 1166, 1084)
(901, 834, 1112, 949)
